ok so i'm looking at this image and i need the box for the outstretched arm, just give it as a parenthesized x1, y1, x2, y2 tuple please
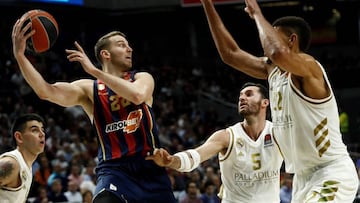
(12, 18, 92, 110)
(244, 0, 329, 99)
(146, 129, 229, 172)
(201, 0, 271, 79)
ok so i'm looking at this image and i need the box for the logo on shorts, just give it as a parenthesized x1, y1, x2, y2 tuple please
(109, 183, 117, 191)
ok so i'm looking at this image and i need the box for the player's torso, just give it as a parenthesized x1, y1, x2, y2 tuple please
(268, 67, 348, 173)
(219, 121, 282, 202)
(92, 71, 158, 163)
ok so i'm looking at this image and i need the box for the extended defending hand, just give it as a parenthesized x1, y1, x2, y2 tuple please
(146, 148, 174, 167)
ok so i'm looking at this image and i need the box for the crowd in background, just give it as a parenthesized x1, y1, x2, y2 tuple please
(0, 43, 359, 202)
(1, 2, 360, 203)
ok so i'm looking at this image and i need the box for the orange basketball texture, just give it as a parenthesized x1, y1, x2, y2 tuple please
(21, 9, 59, 53)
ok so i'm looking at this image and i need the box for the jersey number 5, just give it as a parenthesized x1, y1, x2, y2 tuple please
(252, 153, 261, 170)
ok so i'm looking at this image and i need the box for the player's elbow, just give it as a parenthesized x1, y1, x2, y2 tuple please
(36, 85, 59, 103)
(131, 92, 147, 105)
(36, 89, 50, 101)
(219, 49, 237, 66)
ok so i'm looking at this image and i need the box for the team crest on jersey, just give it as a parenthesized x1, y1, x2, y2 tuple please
(98, 83, 105, 91)
(21, 170, 27, 181)
(264, 134, 273, 147)
(236, 138, 244, 148)
(97, 83, 108, 96)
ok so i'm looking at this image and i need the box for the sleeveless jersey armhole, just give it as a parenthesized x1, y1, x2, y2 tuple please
(219, 128, 234, 162)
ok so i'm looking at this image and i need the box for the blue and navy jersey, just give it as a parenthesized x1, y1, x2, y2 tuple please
(92, 70, 159, 163)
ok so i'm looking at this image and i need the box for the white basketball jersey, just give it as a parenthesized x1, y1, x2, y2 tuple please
(0, 149, 33, 203)
(268, 62, 349, 174)
(219, 121, 283, 203)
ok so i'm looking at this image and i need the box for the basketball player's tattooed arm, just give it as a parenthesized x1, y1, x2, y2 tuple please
(0, 157, 17, 187)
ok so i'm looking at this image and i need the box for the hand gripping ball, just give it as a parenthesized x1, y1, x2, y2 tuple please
(21, 9, 59, 53)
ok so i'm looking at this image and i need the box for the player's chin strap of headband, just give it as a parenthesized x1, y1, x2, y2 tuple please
(174, 149, 201, 172)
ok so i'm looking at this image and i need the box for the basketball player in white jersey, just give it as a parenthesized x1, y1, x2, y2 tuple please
(200, 0, 358, 202)
(147, 82, 284, 203)
(0, 114, 46, 203)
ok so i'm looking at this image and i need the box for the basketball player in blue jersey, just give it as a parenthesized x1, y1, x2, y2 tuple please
(200, 0, 358, 202)
(147, 82, 284, 203)
(12, 18, 176, 202)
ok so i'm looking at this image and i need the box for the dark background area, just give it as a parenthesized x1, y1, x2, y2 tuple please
(1, 2, 360, 201)
(1, 0, 360, 135)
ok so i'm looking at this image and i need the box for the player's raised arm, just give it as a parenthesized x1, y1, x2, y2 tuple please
(200, 0, 271, 79)
(12, 17, 92, 110)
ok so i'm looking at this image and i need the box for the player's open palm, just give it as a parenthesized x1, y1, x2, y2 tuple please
(66, 41, 97, 75)
(146, 148, 174, 167)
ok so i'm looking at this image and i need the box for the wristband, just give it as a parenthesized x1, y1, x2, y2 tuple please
(174, 149, 201, 172)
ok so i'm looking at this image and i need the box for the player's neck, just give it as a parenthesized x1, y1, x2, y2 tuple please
(17, 147, 37, 169)
(241, 119, 265, 141)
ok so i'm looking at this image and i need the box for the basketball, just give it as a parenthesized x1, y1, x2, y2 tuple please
(21, 9, 59, 53)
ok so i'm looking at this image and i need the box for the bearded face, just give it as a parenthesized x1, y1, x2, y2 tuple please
(239, 99, 262, 116)
(238, 86, 264, 117)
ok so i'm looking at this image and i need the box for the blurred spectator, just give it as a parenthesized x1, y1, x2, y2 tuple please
(69, 134, 87, 154)
(34, 154, 51, 186)
(32, 185, 49, 203)
(51, 151, 69, 176)
(200, 166, 216, 189)
(200, 180, 220, 203)
(179, 169, 203, 202)
(32, 154, 51, 198)
(10, 66, 32, 97)
(67, 164, 84, 187)
(168, 169, 186, 201)
(64, 180, 83, 203)
(81, 189, 94, 203)
(82, 159, 97, 183)
(47, 161, 68, 191)
(179, 180, 203, 203)
(280, 173, 293, 203)
(62, 142, 74, 162)
(47, 178, 68, 203)
(45, 117, 66, 141)
(80, 180, 96, 196)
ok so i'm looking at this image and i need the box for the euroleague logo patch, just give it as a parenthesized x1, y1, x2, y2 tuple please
(105, 109, 143, 133)
(264, 134, 274, 147)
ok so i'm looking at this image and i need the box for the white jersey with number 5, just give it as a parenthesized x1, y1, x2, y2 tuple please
(219, 120, 283, 203)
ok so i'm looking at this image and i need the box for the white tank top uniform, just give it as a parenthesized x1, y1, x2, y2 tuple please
(219, 120, 283, 203)
(268, 62, 358, 202)
(0, 149, 32, 203)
